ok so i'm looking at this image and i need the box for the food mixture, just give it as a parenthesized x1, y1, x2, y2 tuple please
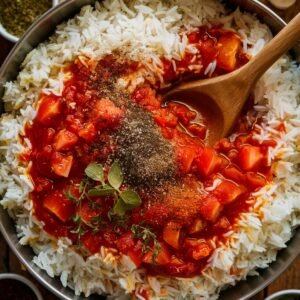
(0, 0, 299, 299)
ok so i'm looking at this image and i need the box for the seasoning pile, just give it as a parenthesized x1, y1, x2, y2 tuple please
(0, 0, 52, 37)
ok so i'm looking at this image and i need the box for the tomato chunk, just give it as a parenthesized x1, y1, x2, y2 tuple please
(37, 96, 62, 125)
(94, 98, 124, 126)
(245, 172, 266, 189)
(188, 218, 205, 234)
(132, 86, 161, 110)
(163, 221, 182, 249)
(153, 109, 178, 128)
(187, 123, 207, 139)
(176, 144, 199, 174)
(53, 129, 78, 151)
(185, 239, 212, 260)
(78, 122, 97, 142)
(51, 152, 73, 177)
(200, 196, 222, 222)
(196, 147, 222, 177)
(168, 102, 196, 125)
(214, 180, 246, 204)
(217, 33, 241, 71)
(44, 190, 75, 222)
(239, 145, 264, 171)
(214, 216, 230, 229)
(222, 166, 245, 183)
(143, 243, 171, 265)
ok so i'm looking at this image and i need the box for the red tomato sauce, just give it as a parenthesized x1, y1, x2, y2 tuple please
(21, 26, 277, 278)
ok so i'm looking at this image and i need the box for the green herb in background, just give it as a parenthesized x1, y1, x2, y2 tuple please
(0, 0, 52, 37)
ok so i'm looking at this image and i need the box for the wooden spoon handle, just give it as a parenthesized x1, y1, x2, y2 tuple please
(246, 13, 300, 81)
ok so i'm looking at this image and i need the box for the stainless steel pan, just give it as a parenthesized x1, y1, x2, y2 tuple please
(0, 1, 299, 299)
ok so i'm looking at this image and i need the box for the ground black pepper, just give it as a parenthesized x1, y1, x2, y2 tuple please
(114, 105, 176, 189)
(0, 0, 52, 37)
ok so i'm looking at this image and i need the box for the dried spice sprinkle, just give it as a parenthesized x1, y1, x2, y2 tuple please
(114, 105, 176, 189)
(0, 0, 52, 37)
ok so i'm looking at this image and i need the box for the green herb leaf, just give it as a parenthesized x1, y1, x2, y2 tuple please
(120, 190, 141, 207)
(85, 163, 104, 183)
(79, 181, 85, 193)
(107, 161, 123, 190)
(88, 185, 116, 197)
(112, 197, 127, 216)
(64, 189, 78, 202)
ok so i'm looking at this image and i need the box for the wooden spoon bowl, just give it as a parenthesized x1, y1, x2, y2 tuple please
(164, 13, 300, 144)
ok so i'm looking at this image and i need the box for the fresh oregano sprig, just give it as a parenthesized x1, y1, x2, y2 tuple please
(85, 161, 142, 217)
(131, 224, 162, 263)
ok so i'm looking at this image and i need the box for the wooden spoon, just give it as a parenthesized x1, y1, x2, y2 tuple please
(164, 13, 300, 145)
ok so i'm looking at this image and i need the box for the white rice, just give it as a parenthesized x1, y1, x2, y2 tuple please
(0, 0, 299, 299)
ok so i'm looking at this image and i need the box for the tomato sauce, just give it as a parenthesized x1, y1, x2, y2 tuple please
(21, 25, 277, 278)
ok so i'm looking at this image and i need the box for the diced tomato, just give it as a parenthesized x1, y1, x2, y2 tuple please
(44, 190, 75, 222)
(235, 134, 252, 147)
(222, 166, 245, 183)
(51, 152, 73, 177)
(132, 86, 161, 110)
(160, 127, 175, 140)
(200, 195, 222, 222)
(214, 216, 230, 229)
(37, 96, 62, 125)
(216, 138, 234, 153)
(153, 109, 178, 128)
(217, 33, 241, 71)
(66, 115, 82, 134)
(168, 102, 196, 126)
(78, 122, 97, 142)
(195, 147, 222, 177)
(142, 243, 171, 265)
(53, 129, 78, 151)
(163, 221, 182, 249)
(239, 145, 264, 171)
(187, 123, 207, 139)
(188, 218, 205, 234)
(169, 256, 185, 265)
(185, 239, 211, 260)
(176, 144, 199, 174)
(245, 172, 266, 189)
(214, 180, 246, 204)
(94, 98, 124, 126)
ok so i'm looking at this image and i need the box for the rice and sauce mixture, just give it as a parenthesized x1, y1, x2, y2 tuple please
(0, 0, 299, 299)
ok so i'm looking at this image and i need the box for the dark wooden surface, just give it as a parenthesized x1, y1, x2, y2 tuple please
(0, 1, 299, 299)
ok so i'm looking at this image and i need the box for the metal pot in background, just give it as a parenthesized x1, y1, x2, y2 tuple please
(0, 0, 299, 299)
